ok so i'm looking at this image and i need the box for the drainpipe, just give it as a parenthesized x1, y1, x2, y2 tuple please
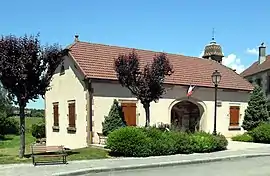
(85, 78, 93, 145)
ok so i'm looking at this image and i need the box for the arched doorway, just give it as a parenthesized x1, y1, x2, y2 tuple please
(171, 100, 201, 132)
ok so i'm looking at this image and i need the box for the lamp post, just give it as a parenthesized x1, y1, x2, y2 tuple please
(211, 70, 221, 135)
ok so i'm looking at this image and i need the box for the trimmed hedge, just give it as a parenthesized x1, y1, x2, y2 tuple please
(249, 123, 270, 143)
(231, 132, 253, 142)
(106, 127, 228, 157)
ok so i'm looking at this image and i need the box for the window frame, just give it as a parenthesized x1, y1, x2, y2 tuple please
(52, 102, 60, 132)
(67, 100, 76, 133)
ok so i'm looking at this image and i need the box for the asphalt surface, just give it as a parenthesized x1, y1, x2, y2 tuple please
(90, 156, 270, 176)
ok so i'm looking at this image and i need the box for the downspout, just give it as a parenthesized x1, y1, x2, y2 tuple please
(85, 78, 93, 145)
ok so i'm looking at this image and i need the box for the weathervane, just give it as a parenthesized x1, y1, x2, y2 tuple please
(212, 28, 215, 41)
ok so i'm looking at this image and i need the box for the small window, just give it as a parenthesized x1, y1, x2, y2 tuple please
(60, 64, 65, 75)
(67, 100, 76, 132)
(53, 103, 59, 126)
(229, 106, 240, 127)
(52, 102, 59, 132)
(268, 76, 270, 93)
(256, 78, 262, 87)
(248, 79, 253, 84)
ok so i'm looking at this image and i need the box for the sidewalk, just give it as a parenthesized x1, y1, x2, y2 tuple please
(1, 146, 270, 176)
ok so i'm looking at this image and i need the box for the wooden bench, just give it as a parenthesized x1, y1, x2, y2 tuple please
(97, 132, 107, 144)
(31, 144, 67, 166)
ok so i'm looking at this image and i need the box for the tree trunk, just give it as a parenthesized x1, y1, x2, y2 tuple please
(19, 104, 26, 158)
(143, 103, 150, 127)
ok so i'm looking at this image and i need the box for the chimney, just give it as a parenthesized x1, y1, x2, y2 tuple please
(259, 42, 266, 64)
(74, 35, 79, 42)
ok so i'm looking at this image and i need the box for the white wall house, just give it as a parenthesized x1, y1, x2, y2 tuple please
(45, 36, 253, 149)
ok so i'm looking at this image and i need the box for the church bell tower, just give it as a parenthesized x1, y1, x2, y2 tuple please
(202, 29, 224, 63)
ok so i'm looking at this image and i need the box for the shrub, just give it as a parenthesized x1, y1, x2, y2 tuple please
(102, 99, 126, 136)
(231, 132, 253, 142)
(213, 133, 228, 151)
(0, 113, 19, 136)
(192, 132, 228, 153)
(144, 127, 176, 156)
(192, 132, 216, 153)
(171, 131, 194, 154)
(106, 127, 228, 157)
(106, 127, 151, 157)
(249, 123, 270, 143)
(242, 85, 269, 131)
(31, 122, 45, 139)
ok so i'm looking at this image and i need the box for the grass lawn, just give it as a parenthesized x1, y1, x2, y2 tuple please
(0, 117, 109, 164)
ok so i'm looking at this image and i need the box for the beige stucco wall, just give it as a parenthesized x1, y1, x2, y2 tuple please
(92, 82, 249, 143)
(45, 56, 88, 149)
(45, 56, 251, 148)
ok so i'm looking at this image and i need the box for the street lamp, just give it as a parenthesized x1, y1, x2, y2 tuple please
(211, 70, 221, 135)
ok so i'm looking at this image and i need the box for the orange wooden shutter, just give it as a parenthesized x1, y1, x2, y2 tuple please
(121, 103, 136, 126)
(53, 103, 59, 126)
(68, 102, 76, 127)
(230, 106, 240, 126)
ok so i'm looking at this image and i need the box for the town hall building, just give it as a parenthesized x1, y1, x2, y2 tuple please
(45, 35, 253, 149)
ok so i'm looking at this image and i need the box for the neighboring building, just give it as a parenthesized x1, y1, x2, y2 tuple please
(45, 36, 253, 149)
(241, 43, 270, 98)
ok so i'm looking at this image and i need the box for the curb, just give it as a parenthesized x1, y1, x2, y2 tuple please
(53, 153, 270, 176)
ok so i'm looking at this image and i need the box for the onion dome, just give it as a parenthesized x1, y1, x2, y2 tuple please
(202, 37, 224, 63)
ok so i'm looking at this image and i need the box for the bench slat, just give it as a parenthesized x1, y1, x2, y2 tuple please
(33, 154, 67, 157)
(31, 145, 65, 154)
(31, 144, 67, 166)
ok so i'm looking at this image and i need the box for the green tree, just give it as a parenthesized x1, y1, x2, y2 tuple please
(102, 99, 126, 136)
(0, 83, 18, 137)
(0, 34, 68, 157)
(242, 85, 269, 131)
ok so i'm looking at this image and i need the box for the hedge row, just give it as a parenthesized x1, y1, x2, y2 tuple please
(106, 127, 228, 157)
(232, 123, 270, 144)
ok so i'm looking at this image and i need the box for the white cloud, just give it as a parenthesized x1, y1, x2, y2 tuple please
(246, 48, 259, 55)
(198, 51, 245, 74)
(222, 54, 245, 74)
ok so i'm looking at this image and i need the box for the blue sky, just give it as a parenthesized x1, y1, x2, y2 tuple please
(1, 0, 269, 109)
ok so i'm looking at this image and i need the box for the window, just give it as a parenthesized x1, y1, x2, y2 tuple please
(52, 102, 59, 132)
(60, 64, 65, 75)
(268, 76, 270, 93)
(67, 100, 76, 132)
(256, 78, 262, 87)
(229, 106, 241, 130)
(248, 79, 253, 84)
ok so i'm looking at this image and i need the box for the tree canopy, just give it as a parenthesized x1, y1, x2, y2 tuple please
(242, 85, 270, 131)
(0, 34, 68, 157)
(114, 50, 173, 126)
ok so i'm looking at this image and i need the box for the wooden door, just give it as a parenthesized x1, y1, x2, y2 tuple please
(230, 106, 240, 126)
(121, 103, 136, 126)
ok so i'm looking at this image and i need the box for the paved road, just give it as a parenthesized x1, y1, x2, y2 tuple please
(91, 156, 270, 176)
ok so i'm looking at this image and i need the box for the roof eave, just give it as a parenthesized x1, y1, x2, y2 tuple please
(89, 77, 253, 92)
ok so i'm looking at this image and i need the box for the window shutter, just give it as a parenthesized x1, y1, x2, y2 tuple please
(230, 106, 240, 126)
(53, 103, 59, 126)
(68, 102, 76, 127)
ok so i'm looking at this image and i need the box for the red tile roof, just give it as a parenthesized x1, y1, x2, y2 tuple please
(240, 56, 270, 77)
(68, 41, 253, 91)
